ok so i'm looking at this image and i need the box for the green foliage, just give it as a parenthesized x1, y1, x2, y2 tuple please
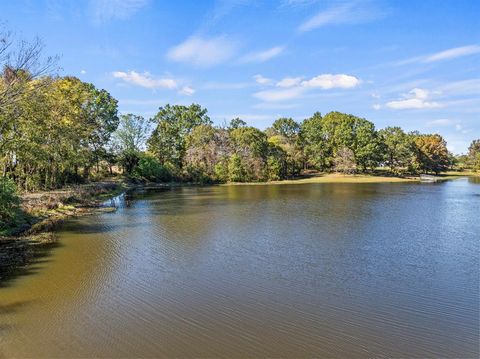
(119, 149, 140, 175)
(111, 114, 149, 175)
(379, 127, 413, 173)
(0, 177, 20, 227)
(228, 117, 247, 130)
(270, 117, 300, 139)
(334, 147, 357, 174)
(134, 153, 171, 182)
(214, 161, 229, 182)
(0, 75, 119, 190)
(468, 139, 480, 171)
(301, 111, 382, 171)
(301, 112, 329, 169)
(147, 104, 211, 170)
(412, 134, 450, 174)
(227, 154, 248, 182)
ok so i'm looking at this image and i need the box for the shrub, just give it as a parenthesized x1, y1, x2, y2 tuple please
(184, 166, 213, 184)
(134, 154, 171, 182)
(0, 177, 20, 227)
(267, 156, 283, 181)
(228, 154, 248, 182)
(214, 161, 229, 182)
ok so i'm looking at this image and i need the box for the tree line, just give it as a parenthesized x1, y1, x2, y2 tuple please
(118, 105, 477, 184)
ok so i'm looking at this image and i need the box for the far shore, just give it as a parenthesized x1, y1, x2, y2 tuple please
(222, 170, 478, 186)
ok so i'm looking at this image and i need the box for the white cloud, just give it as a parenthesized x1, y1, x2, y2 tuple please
(239, 46, 285, 63)
(385, 88, 442, 110)
(90, 0, 149, 23)
(298, 1, 385, 32)
(167, 35, 237, 67)
(112, 71, 178, 89)
(372, 104, 381, 110)
(253, 73, 361, 102)
(254, 87, 305, 102)
(80, 70, 87, 74)
(436, 78, 480, 96)
(276, 77, 303, 88)
(301, 74, 360, 89)
(253, 74, 273, 85)
(179, 86, 195, 96)
(397, 45, 480, 65)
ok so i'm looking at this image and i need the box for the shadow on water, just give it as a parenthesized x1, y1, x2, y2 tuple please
(0, 239, 62, 288)
(0, 300, 33, 358)
(468, 176, 480, 185)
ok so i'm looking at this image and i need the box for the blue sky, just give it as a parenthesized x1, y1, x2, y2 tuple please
(3, 0, 479, 153)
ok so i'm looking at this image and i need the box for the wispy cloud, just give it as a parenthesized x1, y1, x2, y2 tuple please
(239, 46, 285, 63)
(427, 119, 470, 135)
(112, 71, 178, 89)
(208, 0, 253, 23)
(254, 73, 361, 101)
(89, 0, 149, 23)
(179, 86, 195, 96)
(276, 77, 303, 88)
(385, 88, 442, 110)
(397, 45, 480, 65)
(253, 74, 273, 85)
(167, 35, 238, 67)
(436, 78, 480, 96)
(298, 1, 385, 32)
(427, 119, 452, 126)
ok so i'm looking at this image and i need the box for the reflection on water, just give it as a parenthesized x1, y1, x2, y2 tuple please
(1, 179, 479, 358)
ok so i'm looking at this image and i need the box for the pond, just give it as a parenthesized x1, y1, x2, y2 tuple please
(1, 179, 479, 357)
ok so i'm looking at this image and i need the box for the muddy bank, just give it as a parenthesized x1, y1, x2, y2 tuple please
(0, 181, 124, 284)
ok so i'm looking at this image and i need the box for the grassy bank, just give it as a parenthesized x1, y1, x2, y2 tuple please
(223, 170, 478, 186)
(224, 173, 417, 186)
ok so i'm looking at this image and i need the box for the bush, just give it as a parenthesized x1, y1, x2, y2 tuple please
(134, 154, 171, 182)
(267, 156, 283, 181)
(184, 166, 213, 184)
(228, 154, 248, 182)
(0, 177, 20, 227)
(214, 161, 229, 182)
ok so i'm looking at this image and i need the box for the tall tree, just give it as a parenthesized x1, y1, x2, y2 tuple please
(379, 127, 413, 173)
(468, 139, 480, 171)
(300, 112, 329, 169)
(111, 114, 149, 174)
(184, 124, 231, 181)
(267, 118, 303, 177)
(148, 104, 211, 170)
(412, 134, 450, 174)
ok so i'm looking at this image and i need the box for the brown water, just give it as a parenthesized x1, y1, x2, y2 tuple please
(1, 179, 479, 358)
